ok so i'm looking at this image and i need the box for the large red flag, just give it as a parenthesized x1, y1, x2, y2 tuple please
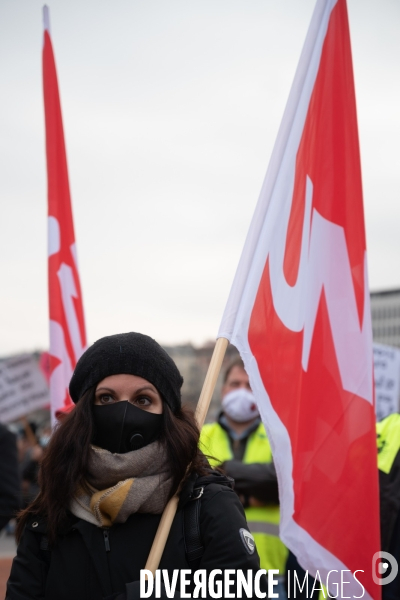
(43, 7, 87, 424)
(218, 0, 380, 597)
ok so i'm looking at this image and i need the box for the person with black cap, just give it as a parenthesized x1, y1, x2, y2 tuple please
(6, 332, 268, 600)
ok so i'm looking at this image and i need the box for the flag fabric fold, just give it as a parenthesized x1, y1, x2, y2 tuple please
(218, 0, 380, 597)
(43, 6, 87, 424)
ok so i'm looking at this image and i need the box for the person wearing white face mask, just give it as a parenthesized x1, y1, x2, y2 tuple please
(200, 358, 289, 599)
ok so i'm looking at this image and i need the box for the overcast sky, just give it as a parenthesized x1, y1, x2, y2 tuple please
(0, 0, 399, 355)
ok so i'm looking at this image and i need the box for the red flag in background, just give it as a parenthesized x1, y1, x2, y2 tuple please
(218, 0, 380, 597)
(43, 6, 87, 424)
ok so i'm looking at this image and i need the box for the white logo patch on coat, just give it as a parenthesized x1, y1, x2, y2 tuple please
(239, 528, 255, 554)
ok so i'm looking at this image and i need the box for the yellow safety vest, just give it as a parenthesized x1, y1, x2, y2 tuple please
(376, 412, 400, 474)
(200, 422, 288, 573)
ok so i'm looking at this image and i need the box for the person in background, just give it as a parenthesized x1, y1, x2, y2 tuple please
(17, 421, 44, 508)
(200, 357, 288, 598)
(377, 412, 400, 599)
(0, 423, 20, 531)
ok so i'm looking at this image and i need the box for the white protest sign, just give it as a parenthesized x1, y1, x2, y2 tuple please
(373, 343, 400, 422)
(0, 354, 50, 423)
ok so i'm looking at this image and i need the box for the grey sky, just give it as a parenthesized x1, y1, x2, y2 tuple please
(0, 0, 399, 355)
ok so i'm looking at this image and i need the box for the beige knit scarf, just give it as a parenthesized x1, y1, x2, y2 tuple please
(70, 442, 173, 527)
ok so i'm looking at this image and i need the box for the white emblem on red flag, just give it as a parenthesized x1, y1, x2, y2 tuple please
(43, 7, 87, 424)
(219, 1, 380, 598)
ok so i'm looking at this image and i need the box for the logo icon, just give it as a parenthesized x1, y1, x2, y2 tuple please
(372, 551, 398, 585)
(239, 528, 255, 555)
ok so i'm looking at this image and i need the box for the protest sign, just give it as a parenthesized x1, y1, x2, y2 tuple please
(0, 354, 50, 423)
(374, 342, 400, 421)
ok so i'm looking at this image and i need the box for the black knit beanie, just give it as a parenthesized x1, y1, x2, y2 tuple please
(69, 332, 183, 413)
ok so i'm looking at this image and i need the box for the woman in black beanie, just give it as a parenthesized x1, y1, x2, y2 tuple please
(7, 333, 267, 600)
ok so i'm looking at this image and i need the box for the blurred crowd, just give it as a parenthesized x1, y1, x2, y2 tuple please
(0, 416, 51, 535)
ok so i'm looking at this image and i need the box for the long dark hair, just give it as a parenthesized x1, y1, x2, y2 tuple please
(16, 388, 208, 543)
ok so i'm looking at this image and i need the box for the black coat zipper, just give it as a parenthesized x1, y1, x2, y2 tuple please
(103, 529, 111, 552)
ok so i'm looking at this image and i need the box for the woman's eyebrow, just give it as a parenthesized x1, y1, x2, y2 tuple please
(95, 385, 158, 394)
(135, 385, 158, 394)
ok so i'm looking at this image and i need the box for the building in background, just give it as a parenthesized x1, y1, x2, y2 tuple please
(165, 342, 239, 422)
(371, 288, 400, 348)
(3, 287, 400, 428)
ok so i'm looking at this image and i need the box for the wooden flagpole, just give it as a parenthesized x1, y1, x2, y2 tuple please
(144, 336, 229, 574)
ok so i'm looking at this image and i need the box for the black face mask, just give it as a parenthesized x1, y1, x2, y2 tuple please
(92, 402, 163, 453)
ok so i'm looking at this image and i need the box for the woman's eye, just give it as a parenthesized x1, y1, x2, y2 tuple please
(135, 396, 151, 407)
(99, 394, 114, 404)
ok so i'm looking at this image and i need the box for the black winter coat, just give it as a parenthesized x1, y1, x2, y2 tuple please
(0, 424, 20, 531)
(6, 473, 268, 600)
